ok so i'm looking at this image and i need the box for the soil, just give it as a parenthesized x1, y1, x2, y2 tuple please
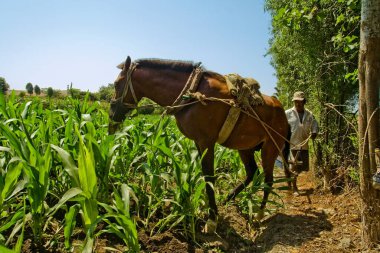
(19, 170, 380, 252)
(136, 170, 379, 253)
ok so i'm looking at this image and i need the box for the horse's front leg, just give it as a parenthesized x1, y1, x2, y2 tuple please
(197, 143, 217, 233)
(257, 142, 277, 220)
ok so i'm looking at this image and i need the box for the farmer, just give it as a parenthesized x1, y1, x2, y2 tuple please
(285, 91, 319, 196)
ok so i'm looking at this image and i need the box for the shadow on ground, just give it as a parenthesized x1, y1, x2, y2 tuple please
(255, 211, 333, 252)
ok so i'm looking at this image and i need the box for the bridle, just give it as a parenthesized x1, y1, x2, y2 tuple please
(109, 62, 139, 122)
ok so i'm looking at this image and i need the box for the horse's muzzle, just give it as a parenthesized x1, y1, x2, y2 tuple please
(109, 98, 137, 122)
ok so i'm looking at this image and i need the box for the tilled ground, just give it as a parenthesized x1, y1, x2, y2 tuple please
(21, 170, 379, 252)
(138, 170, 380, 253)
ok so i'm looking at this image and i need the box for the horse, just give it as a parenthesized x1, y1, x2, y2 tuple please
(109, 56, 291, 233)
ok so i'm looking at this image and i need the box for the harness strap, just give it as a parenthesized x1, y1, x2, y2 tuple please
(121, 62, 138, 104)
(166, 64, 203, 114)
(217, 106, 241, 144)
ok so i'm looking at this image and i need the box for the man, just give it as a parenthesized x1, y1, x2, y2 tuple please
(286, 91, 319, 196)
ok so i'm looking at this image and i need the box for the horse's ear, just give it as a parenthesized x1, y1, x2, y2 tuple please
(123, 56, 131, 71)
(116, 56, 132, 70)
(116, 62, 124, 69)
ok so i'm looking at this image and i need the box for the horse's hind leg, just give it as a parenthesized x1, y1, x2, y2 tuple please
(226, 148, 258, 202)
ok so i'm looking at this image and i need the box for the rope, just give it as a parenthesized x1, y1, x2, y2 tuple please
(132, 94, 305, 150)
(127, 90, 318, 173)
(165, 65, 203, 114)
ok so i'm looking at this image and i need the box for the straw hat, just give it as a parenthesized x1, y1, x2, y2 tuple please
(292, 91, 305, 101)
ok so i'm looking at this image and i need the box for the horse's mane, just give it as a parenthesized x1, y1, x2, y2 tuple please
(135, 58, 225, 82)
(136, 58, 202, 73)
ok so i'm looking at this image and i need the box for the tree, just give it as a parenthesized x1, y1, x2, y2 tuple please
(265, 0, 361, 191)
(0, 77, 10, 94)
(358, 0, 380, 246)
(47, 87, 54, 98)
(34, 85, 41, 95)
(98, 83, 115, 101)
(26, 82, 34, 95)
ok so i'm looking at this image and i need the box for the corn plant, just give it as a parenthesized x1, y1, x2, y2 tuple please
(52, 119, 110, 252)
(99, 184, 140, 252)
(141, 118, 207, 240)
(0, 97, 55, 247)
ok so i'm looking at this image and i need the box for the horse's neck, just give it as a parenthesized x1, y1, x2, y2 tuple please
(136, 69, 189, 106)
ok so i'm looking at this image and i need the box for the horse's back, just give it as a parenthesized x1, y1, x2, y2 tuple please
(222, 94, 288, 150)
(176, 72, 288, 151)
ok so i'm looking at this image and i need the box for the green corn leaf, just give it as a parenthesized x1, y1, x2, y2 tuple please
(105, 143, 121, 169)
(64, 204, 80, 250)
(48, 188, 83, 216)
(0, 245, 17, 253)
(102, 224, 126, 242)
(103, 214, 139, 252)
(38, 145, 51, 189)
(64, 116, 74, 146)
(0, 123, 25, 160)
(120, 184, 131, 215)
(0, 91, 9, 118)
(97, 202, 115, 214)
(80, 120, 96, 138)
(192, 180, 206, 205)
(14, 198, 26, 253)
(5, 179, 27, 202)
(76, 128, 97, 197)
(0, 209, 24, 233)
(1, 163, 23, 205)
(21, 101, 33, 119)
(82, 236, 94, 253)
(82, 199, 98, 230)
(0, 146, 11, 153)
(51, 144, 80, 186)
(5, 212, 31, 246)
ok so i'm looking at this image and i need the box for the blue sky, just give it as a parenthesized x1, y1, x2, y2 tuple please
(0, 0, 277, 95)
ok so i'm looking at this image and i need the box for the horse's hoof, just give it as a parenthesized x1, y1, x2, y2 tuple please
(293, 191, 300, 197)
(255, 210, 265, 220)
(204, 219, 217, 234)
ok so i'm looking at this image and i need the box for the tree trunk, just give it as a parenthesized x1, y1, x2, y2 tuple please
(358, 0, 380, 248)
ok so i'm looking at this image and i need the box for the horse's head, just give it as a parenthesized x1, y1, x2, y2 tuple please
(108, 56, 139, 134)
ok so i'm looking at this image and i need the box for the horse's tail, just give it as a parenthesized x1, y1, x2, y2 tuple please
(283, 124, 292, 180)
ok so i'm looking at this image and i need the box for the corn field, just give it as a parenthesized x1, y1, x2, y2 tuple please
(0, 92, 285, 252)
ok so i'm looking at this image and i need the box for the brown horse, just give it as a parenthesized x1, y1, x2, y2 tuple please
(109, 56, 291, 232)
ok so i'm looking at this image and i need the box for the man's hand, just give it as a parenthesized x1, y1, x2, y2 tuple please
(311, 133, 317, 140)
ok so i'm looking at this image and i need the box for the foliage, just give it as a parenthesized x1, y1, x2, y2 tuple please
(97, 83, 114, 101)
(34, 85, 41, 95)
(47, 87, 53, 98)
(25, 83, 33, 95)
(18, 91, 26, 98)
(265, 0, 360, 189)
(137, 98, 155, 114)
(0, 77, 10, 94)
